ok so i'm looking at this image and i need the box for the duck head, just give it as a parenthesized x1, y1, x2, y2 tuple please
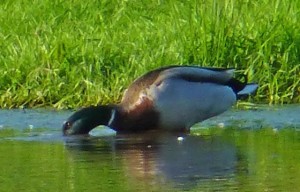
(63, 105, 114, 135)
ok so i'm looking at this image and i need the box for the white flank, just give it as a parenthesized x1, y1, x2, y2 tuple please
(152, 78, 237, 130)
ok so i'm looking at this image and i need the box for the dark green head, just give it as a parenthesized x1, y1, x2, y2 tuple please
(62, 105, 114, 136)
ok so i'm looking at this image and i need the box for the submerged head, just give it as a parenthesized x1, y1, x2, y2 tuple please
(62, 105, 114, 136)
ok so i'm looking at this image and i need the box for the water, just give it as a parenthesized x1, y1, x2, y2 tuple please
(0, 105, 300, 191)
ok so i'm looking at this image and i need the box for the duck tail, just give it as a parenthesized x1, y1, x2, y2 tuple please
(227, 74, 258, 99)
(237, 83, 258, 99)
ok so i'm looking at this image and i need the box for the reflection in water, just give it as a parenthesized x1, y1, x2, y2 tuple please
(1, 106, 300, 191)
(64, 132, 240, 189)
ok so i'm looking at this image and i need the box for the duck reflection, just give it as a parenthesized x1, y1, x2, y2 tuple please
(64, 131, 239, 188)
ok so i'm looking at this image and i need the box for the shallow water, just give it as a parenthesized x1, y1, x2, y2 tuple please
(0, 105, 300, 191)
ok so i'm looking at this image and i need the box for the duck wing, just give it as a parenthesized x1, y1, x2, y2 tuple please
(120, 65, 236, 108)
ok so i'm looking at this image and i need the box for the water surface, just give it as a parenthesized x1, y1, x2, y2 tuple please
(0, 105, 300, 191)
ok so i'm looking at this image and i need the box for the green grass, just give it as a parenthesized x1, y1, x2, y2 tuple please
(0, 0, 299, 108)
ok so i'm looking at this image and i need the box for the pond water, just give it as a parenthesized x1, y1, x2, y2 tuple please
(0, 105, 300, 191)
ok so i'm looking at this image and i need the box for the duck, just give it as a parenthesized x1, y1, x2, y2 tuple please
(63, 65, 258, 135)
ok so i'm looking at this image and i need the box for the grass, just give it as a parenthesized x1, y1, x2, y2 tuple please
(0, 0, 299, 108)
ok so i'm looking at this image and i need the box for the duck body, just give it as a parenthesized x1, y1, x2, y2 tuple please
(63, 66, 258, 135)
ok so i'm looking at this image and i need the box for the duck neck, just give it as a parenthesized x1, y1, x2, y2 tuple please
(93, 105, 117, 126)
(79, 105, 117, 134)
